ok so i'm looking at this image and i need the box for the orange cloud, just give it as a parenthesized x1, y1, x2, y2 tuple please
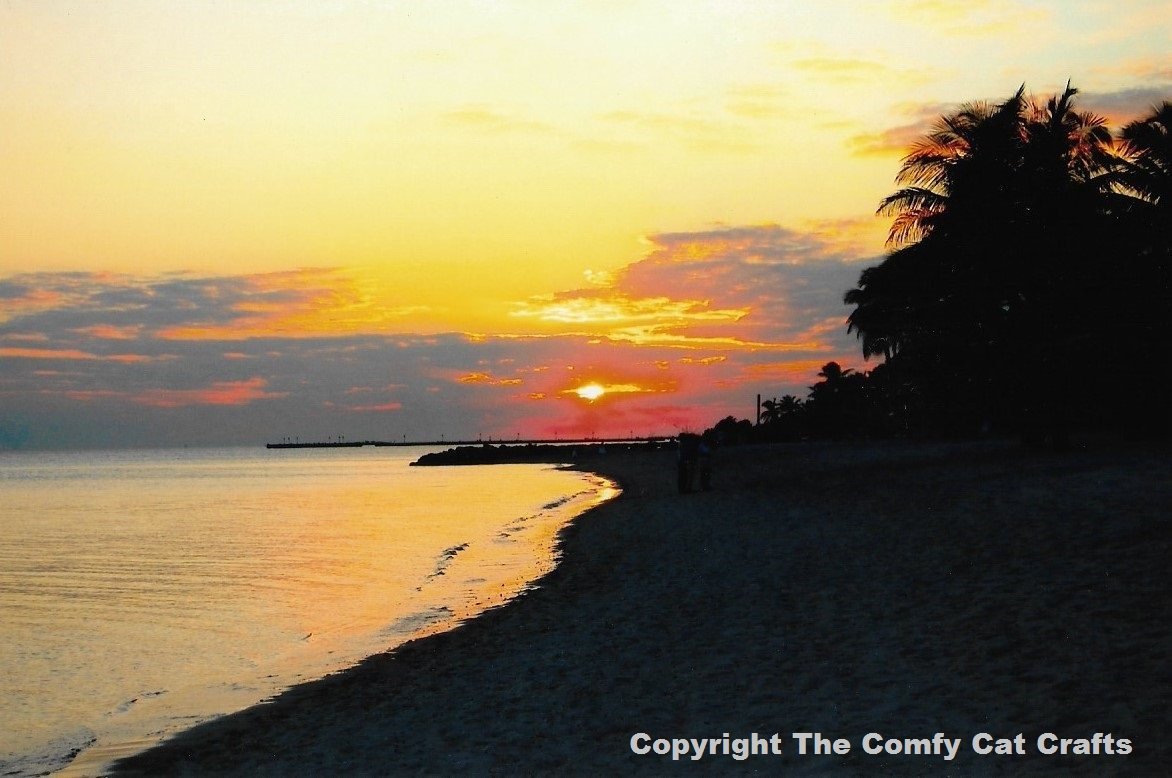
(345, 402, 403, 413)
(456, 372, 523, 386)
(131, 377, 286, 408)
(849, 121, 931, 157)
(0, 346, 168, 362)
(71, 324, 142, 340)
(0, 288, 69, 322)
(510, 224, 871, 351)
(845, 101, 957, 158)
(2, 226, 871, 446)
(1, 347, 100, 360)
(740, 359, 853, 385)
(511, 294, 746, 327)
(560, 382, 663, 401)
(0, 332, 50, 342)
(154, 269, 436, 341)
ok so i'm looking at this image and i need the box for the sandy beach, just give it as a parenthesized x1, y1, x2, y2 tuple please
(112, 439, 1170, 776)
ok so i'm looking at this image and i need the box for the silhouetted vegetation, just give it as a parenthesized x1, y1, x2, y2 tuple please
(413, 440, 670, 466)
(849, 84, 1170, 442)
(708, 361, 893, 444)
(708, 84, 1169, 446)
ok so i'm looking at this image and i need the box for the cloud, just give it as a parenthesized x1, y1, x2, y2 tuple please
(724, 84, 791, 120)
(792, 57, 897, 84)
(849, 121, 932, 157)
(512, 223, 876, 351)
(1, 347, 108, 361)
(875, 0, 1051, 37)
(70, 324, 143, 340)
(847, 85, 1172, 163)
(1, 222, 875, 448)
(1080, 85, 1172, 127)
(456, 371, 523, 386)
(0, 346, 173, 363)
(131, 377, 286, 408)
(600, 109, 762, 153)
(0, 268, 438, 343)
(344, 402, 403, 413)
(511, 294, 746, 328)
(441, 106, 559, 135)
(846, 101, 958, 157)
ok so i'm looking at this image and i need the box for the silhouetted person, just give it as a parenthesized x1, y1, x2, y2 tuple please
(677, 433, 700, 493)
(698, 433, 714, 491)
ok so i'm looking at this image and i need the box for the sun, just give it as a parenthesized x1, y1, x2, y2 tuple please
(574, 383, 606, 401)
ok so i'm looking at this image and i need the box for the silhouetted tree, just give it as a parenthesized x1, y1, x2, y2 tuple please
(1097, 101, 1172, 432)
(1112, 101, 1172, 215)
(844, 82, 1154, 441)
(711, 415, 754, 445)
(714, 90, 1167, 444)
(804, 362, 869, 438)
(759, 397, 783, 426)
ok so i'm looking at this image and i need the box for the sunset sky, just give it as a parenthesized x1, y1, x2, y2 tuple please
(2, 1, 1169, 448)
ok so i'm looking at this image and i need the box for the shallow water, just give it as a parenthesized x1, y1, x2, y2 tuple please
(0, 446, 616, 776)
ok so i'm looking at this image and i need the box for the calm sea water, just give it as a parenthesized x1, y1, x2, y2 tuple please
(0, 446, 616, 776)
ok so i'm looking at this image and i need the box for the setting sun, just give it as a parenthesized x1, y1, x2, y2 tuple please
(575, 384, 606, 402)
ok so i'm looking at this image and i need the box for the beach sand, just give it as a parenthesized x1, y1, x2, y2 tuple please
(113, 440, 1169, 776)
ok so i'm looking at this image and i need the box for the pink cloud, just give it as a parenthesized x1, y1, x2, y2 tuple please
(0, 347, 172, 363)
(1, 347, 100, 360)
(512, 224, 870, 351)
(345, 402, 403, 413)
(131, 377, 286, 408)
(71, 324, 142, 340)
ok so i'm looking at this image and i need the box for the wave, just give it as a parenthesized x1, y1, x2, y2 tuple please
(426, 543, 470, 580)
(0, 726, 96, 778)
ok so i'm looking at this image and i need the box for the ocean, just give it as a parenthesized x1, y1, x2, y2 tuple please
(0, 445, 616, 776)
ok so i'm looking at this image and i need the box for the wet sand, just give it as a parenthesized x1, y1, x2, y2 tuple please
(113, 440, 1170, 776)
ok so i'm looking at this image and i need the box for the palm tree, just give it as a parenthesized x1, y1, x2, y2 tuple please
(759, 395, 802, 425)
(814, 362, 853, 384)
(877, 87, 1026, 248)
(759, 397, 783, 425)
(776, 395, 802, 416)
(1098, 102, 1172, 433)
(847, 83, 1118, 437)
(1113, 101, 1172, 213)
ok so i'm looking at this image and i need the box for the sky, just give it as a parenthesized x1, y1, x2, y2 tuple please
(2, 0, 1169, 449)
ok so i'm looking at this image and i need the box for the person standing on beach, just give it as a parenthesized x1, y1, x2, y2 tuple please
(698, 434, 713, 491)
(677, 433, 700, 493)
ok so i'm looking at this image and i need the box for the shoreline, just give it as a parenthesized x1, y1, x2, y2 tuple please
(41, 460, 614, 778)
(112, 439, 1170, 775)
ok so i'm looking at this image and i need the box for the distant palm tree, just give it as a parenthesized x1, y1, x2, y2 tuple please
(814, 362, 853, 385)
(776, 395, 802, 415)
(759, 397, 783, 425)
(759, 395, 804, 425)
